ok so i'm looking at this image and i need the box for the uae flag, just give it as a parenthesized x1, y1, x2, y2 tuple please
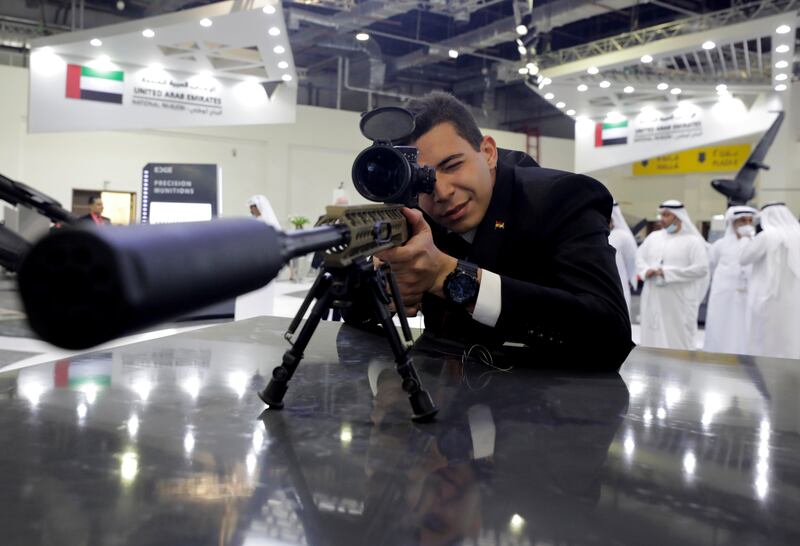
(65, 64, 124, 104)
(594, 120, 628, 147)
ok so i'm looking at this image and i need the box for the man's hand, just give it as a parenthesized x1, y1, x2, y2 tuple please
(374, 208, 457, 315)
(644, 268, 664, 279)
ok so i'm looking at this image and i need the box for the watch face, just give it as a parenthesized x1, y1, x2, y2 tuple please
(448, 273, 477, 304)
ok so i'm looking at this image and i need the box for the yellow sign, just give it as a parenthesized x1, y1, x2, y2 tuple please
(633, 144, 751, 176)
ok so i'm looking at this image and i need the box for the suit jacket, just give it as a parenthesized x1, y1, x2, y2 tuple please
(345, 150, 634, 371)
(78, 214, 111, 225)
(419, 150, 633, 371)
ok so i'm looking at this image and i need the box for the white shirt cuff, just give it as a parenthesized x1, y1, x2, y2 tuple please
(471, 269, 501, 327)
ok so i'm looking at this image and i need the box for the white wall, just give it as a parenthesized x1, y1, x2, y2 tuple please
(0, 64, 540, 228)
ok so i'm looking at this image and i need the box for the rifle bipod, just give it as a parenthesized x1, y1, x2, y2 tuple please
(257, 260, 438, 422)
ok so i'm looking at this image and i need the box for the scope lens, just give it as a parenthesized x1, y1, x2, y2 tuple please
(353, 146, 410, 201)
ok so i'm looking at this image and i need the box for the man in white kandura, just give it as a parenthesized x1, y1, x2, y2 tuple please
(635, 200, 709, 350)
(235, 195, 283, 320)
(740, 202, 800, 359)
(703, 206, 757, 354)
(608, 201, 638, 314)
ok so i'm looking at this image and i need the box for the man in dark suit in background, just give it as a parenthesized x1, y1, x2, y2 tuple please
(371, 92, 633, 371)
(79, 195, 111, 226)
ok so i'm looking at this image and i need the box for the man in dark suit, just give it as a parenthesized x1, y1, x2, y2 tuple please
(79, 195, 111, 226)
(372, 92, 633, 371)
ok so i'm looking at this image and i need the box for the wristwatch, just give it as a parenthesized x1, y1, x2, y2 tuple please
(443, 260, 480, 306)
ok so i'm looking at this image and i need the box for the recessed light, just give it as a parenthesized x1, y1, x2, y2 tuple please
(544, 92, 555, 100)
(599, 80, 610, 88)
(518, 67, 529, 75)
(281, 74, 293, 82)
(449, 49, 459, 59)
(541, 77, 552, 86)
(775, 83, 788, 91)
(776, 44, 790, 53)
(775, 60, 789, 69)
(526, 62, 539, 75)
(657, 82, 669, 90)
(671, 87, 682, 95)
(262, 5, 276, 14)
(273, 45, 285, 54)
(587, 66, 599, 75)
(775, 73, 788, 81)
(640, 54, 653, 63)
(90, 38, 102, 47)
(624, 86, 634, 93)
(517, 45, 526, 55)
(516, 24, 528, 35)
(566, 109, 576, 116)
(142, 29, 155, 38)
(556, 101, 566, 108)
(278, 61, 289, 69)
(269, 27, 281, 36)
(776, 24, 791, 34)
(200, 18, 212, 28)
(356, 32, 369, 41)
(702, 41, 716, 50)
(577, 84, 588, 92)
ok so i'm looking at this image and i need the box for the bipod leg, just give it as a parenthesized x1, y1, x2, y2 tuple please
(366, 270, 437, 423)
(258, 273, 335, 409)
(285, 268, 327, 339)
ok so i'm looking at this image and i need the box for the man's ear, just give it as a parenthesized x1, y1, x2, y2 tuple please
(481, 135, 498, 169)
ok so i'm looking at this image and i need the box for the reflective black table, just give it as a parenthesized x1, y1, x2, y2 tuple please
(0, 317, 798, 545)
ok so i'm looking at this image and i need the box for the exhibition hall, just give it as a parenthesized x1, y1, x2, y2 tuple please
(1, 0, 800, 544)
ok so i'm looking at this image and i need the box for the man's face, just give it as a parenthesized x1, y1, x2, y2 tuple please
(660, 210, 680, 230)
(733, 216, 753, 229)
(90, 199, 104, 215)
(249, 204, 260, 217)
(414, 122, 497, 234)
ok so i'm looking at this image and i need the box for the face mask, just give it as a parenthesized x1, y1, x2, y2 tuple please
(736, 225, 755, 237)
(664, 222, 678, 234)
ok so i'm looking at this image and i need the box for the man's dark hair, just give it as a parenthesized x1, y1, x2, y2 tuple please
(88, 195, 101, 205)
(404, 92, 483, 151)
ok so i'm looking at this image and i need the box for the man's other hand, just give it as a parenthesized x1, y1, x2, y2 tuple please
(374, 208, 457, 314)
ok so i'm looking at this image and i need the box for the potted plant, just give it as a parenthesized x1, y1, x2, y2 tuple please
(289, 215, 309, 230)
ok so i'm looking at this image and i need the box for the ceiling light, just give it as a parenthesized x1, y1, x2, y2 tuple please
(775, 83, 788, 91)
(262, 5, 277, 14)
(526, 62, 539, 75)
(281, 74, 293, 82)
(449, 49, 459, 59)
(90, 38, 102, 47)
(544, 92, 555, 100)
(556, 101, 566, 109)
(278, 61, 289, 69)
(775, 73, 788, 81)
(776, 24, 791, 34)
(516, 24, 528, 35)
(715, 83, 727, 92)
(142, 28, 154, 38)
(577, 84, 588, 92)
(200, 18, 212, 27)
(776, 44, 790, 53)
(517, 45, 527, 55)
(657, 82, 669, 90)
(269, 27, 281, 36)
(273, 45, 285, 54)
(640, 54, 653, 63)
(566, 109, 576, 116)
(599, 80, 610, 88)
(587, 66, 599, 75)
(541, 77, 551, 86)
(518, 67, 529, 75)
(671, 87, 682, 95)
(624, 86, 634, 93)
(702, 40, 716, 50)
(775, 60, 789, 69)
